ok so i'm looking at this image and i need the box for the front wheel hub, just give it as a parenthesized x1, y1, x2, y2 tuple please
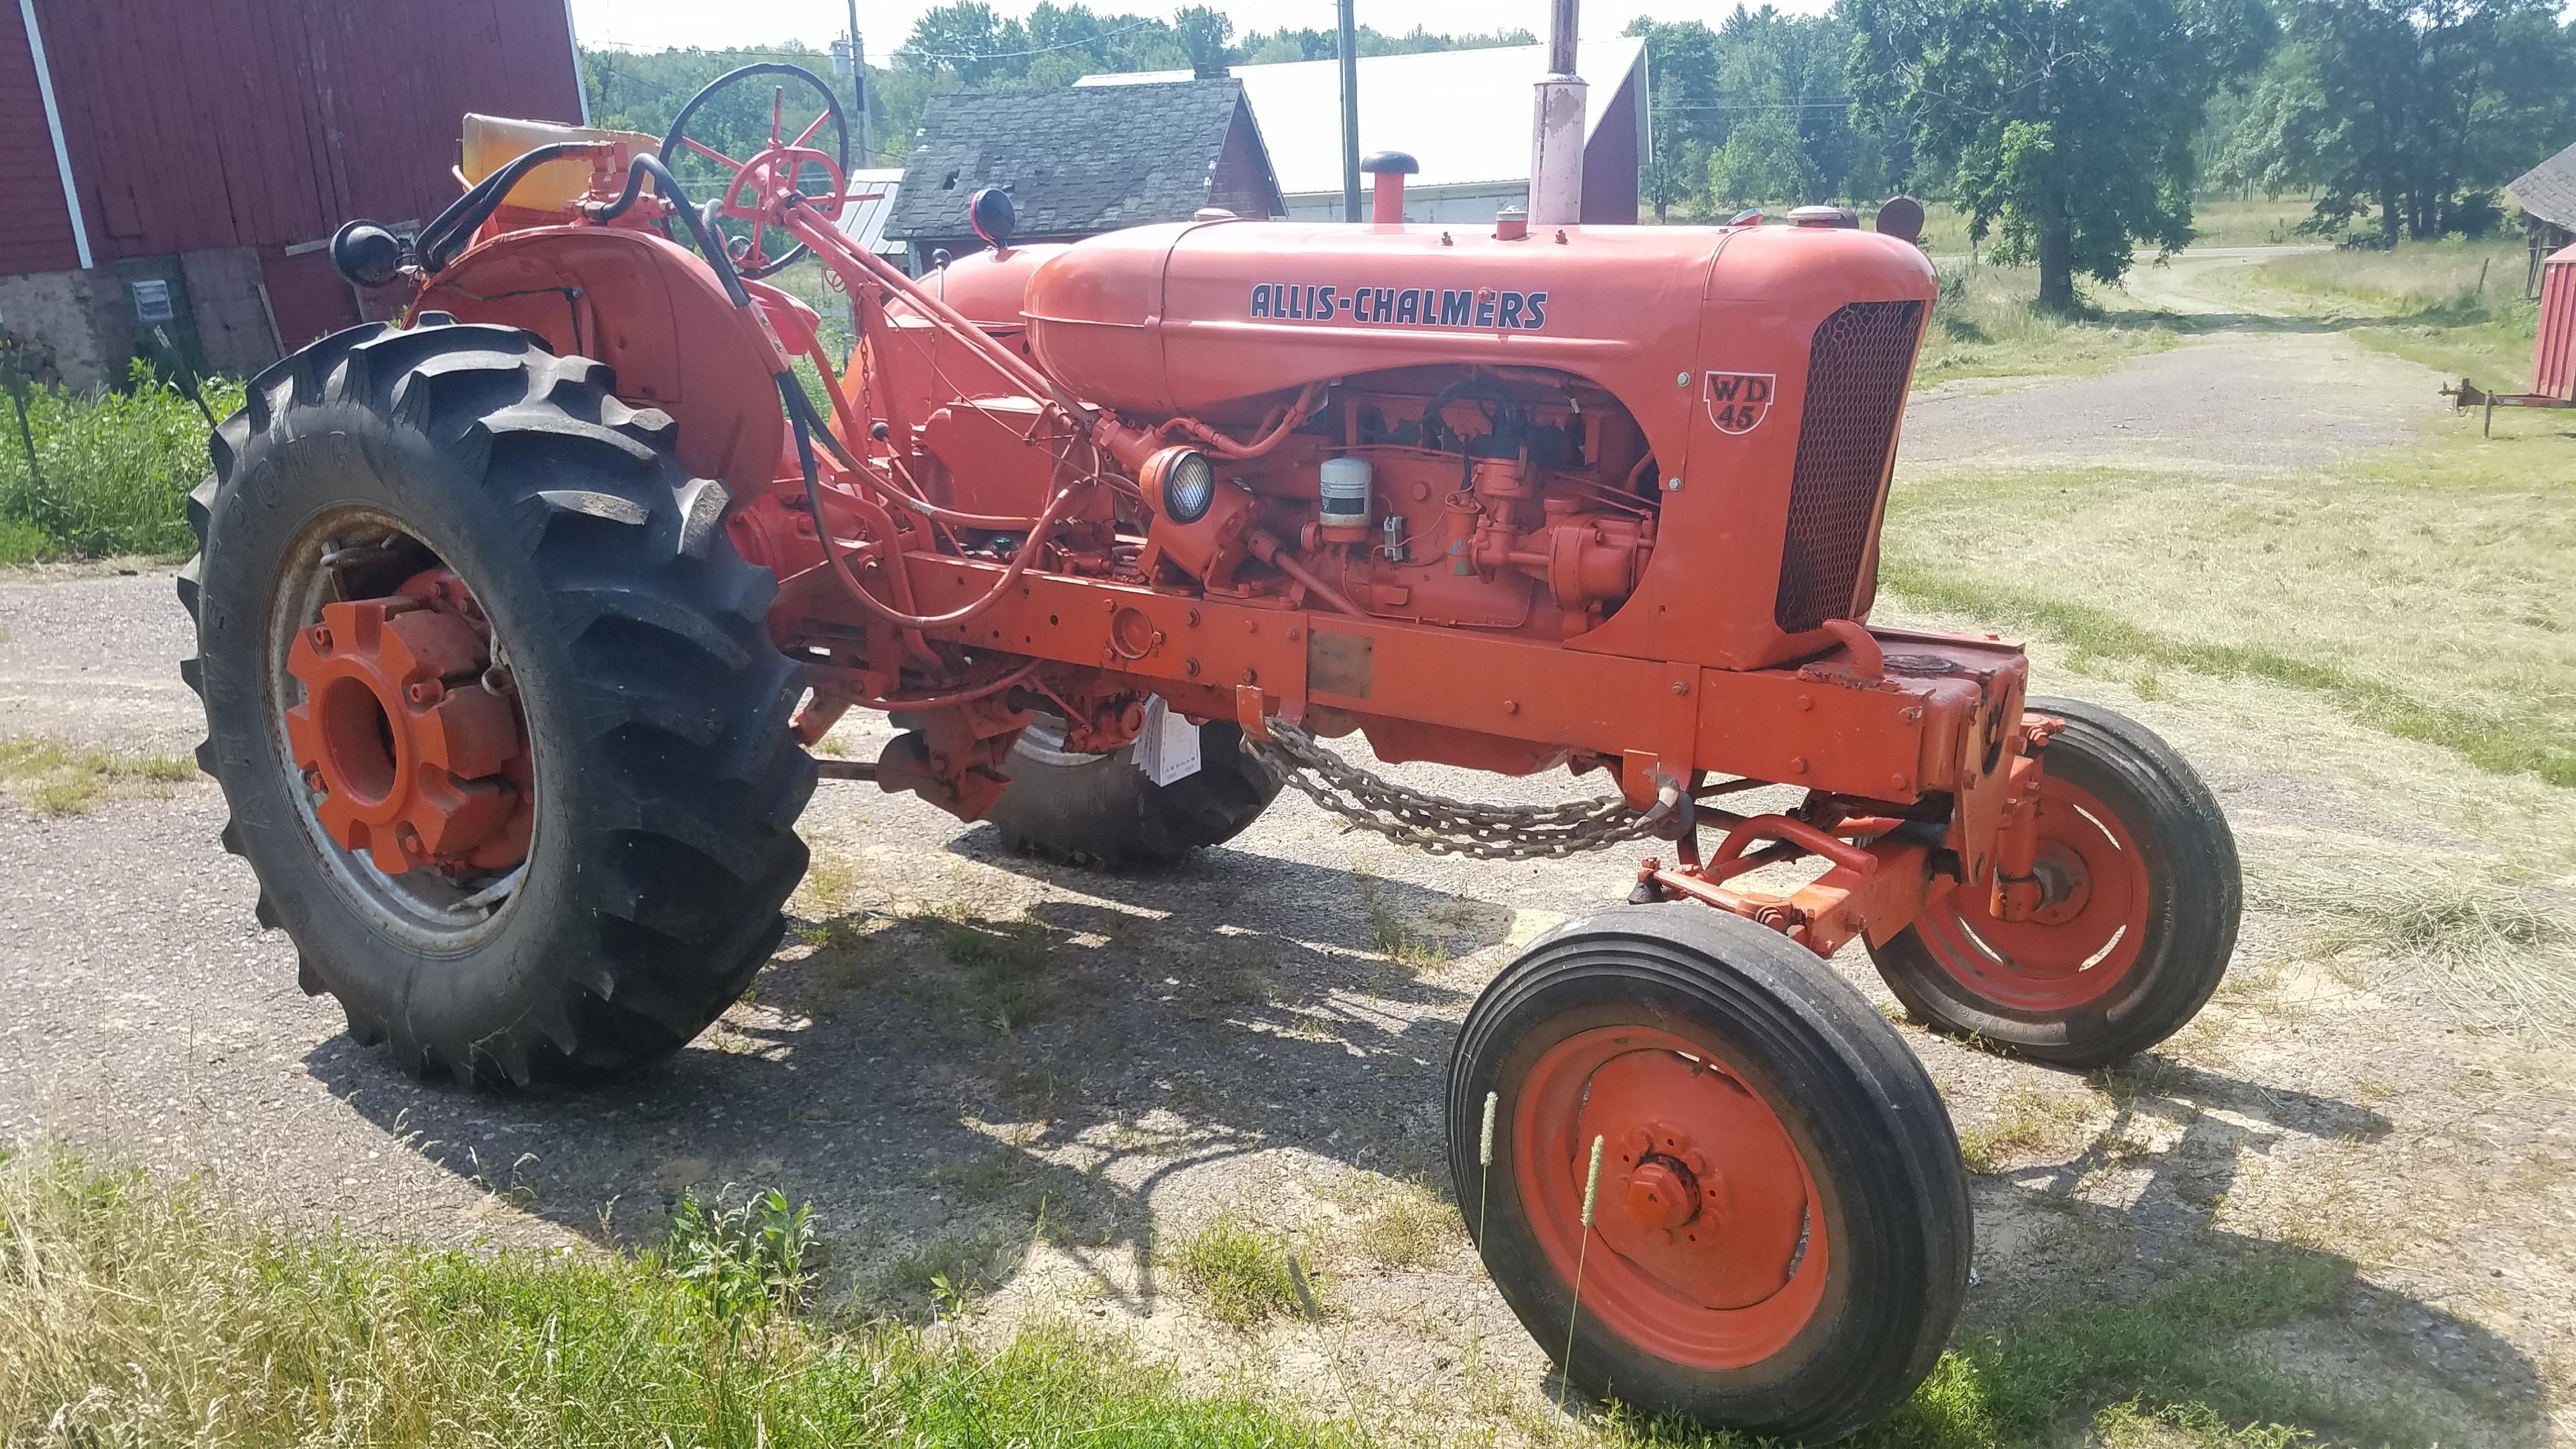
(283, 590, 530, 874)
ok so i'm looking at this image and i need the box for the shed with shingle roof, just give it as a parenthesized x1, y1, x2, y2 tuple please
(884, 78, 1282, 273)
(2509, 140, 2576, 295)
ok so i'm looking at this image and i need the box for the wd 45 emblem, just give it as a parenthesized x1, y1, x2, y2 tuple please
(1705, 372, 1774, 434)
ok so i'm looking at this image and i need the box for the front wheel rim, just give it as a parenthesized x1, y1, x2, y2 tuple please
(1913, 775, 2149, 1013)
(1511, 1024, 1829, 1370)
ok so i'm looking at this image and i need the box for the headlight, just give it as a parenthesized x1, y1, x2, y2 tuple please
(1152, 447, 1216, 525)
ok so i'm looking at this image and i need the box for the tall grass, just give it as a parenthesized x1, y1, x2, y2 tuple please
(1916, 264, 2182, 387)
(0, 1148, 1356, 1447)
(0, 360, 239, 566)
(2251, 239, 2539, 384)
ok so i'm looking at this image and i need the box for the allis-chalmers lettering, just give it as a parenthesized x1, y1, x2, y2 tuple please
(1249, 282, 1550, 331)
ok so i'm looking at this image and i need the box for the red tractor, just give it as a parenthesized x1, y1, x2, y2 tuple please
(179, 67, 2239, 1438)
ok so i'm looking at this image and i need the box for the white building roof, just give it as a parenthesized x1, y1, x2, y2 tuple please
(1077, 38, 1646, 197)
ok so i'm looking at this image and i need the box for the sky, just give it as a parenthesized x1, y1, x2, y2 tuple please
(568, 0, 1837, 59)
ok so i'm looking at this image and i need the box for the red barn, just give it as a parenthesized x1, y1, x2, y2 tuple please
(0, 0, 586, 388)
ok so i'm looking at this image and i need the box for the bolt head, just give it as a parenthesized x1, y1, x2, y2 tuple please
(1664, 476, 1683, 492)
(1790, 755, 1809, 773)
(308, 626, 333, 653)
(301, 767, 327, 796)
(1240, 667, 1258, 684)
(1676, 371, 1692, 386)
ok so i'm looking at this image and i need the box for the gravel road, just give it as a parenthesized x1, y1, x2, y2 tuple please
(3, 248, 2564, 1442)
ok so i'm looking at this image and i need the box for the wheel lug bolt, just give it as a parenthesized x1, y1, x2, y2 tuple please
(1684, 1150, 1708, 1175)
(309, 626, 333, 653)
(301, 767, 327, 796)
(407, 680, 443, 706)
(396, 824, 424, 857)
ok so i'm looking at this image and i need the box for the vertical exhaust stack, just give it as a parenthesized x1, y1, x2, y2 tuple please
(1528, 0, 1587, 226)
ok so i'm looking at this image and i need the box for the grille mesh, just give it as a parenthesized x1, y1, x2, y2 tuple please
(1773, 300, 1925, 633)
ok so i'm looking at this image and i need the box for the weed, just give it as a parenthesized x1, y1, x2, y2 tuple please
(661, 1185, 816, 1320)
(1355, 871, 1451, 972)
(2091, 1399, 2313, 1449)
(1957, 1085, 2100, 1175)
(1348, 1179, 1461, 1269)
(0, 735, 195, 815)
(0, 361, 245, 562)
(1167, 1209, 1311, 1328)
(874, 1225, 1011, 1313)
(921, 910, 1053, 1032)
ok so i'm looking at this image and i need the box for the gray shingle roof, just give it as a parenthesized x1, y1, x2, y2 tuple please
(2508, 140, 2576, 231)
(884, 79, 1260, 241)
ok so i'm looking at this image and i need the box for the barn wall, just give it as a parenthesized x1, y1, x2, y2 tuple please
(35, 0, 583, 260)
(1210, 104, 1281, 220)
(0, 3, 81, 275)
(1579, 66, 1641, 225)
(2, 0, 581, 374)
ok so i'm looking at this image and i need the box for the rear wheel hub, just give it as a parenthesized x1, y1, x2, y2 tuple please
(282, 572, 531, 876)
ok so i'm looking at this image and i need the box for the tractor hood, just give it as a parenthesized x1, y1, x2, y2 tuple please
(1020, 217, 1937, 415)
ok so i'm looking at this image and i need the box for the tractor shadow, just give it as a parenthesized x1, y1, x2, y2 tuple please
(311, 837, 1512, 1321)
(309, 832, 2547, 1438)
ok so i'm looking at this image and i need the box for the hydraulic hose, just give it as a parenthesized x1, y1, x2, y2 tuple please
(417, 142, 597, 274)
(611, 151, 1087, 638)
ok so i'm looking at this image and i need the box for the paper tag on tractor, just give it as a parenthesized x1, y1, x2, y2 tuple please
(1133, 696, 1202, 786)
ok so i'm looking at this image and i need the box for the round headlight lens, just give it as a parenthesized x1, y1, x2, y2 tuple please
(1162, 449, 1216, 524)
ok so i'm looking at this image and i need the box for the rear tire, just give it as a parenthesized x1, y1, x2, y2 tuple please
(1448, 906, 1970, 1440)
(985, 711, 1277, 867)
(179, 318, 814, 1086)
(1867, 696, 2240, 1069)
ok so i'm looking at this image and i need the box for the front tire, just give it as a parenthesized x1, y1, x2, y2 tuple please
(1867, 696, 2241, 1069)
(179, 318, 814, 1086)
(1448, 906, 1970, 1440)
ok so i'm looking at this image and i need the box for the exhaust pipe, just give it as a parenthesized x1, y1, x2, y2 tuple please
(1528, 0, 1587, 226)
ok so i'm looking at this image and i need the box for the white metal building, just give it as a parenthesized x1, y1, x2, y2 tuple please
(1077, 39, 1648, 224)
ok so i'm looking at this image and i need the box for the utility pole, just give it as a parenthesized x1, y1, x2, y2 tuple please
(1338, 0, 1360, 221)
(847, 0, 871, 161)
(1528, 0, 1587, 225)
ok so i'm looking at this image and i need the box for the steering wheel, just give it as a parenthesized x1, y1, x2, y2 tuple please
(661, 62, 852, 280)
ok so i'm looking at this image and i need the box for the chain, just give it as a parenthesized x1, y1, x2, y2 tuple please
(1244, 721, 1674, 861)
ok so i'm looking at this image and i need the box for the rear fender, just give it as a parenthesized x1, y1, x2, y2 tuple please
(416, 225, 788, 494)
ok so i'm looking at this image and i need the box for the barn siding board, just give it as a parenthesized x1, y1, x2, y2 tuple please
(7, 0, 580, 264)
(0, 3, 83, 275)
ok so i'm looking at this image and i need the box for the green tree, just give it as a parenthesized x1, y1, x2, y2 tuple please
(2228, 0, 2576, 244)
(1627, 19, 1722, 220)
(1712, 110, 1824, 205)
(1847, 0, 2271, 311)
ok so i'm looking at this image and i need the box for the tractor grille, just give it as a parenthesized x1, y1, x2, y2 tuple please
(1773, 300, 1925, 634)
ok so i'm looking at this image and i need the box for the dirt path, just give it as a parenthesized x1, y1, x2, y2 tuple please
(3, 252, 2568, 1446)
(1902, 248, 2448, 474)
